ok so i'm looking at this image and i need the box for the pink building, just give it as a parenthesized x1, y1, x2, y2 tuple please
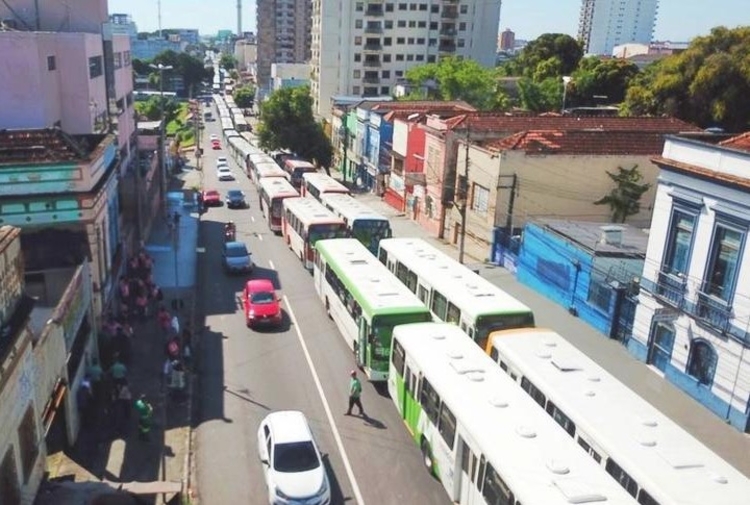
(0, 0, 108, 34)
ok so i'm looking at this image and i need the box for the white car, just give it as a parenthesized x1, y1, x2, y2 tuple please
(216, 166, 234, 181)
(257, 411, 331, 505)
(216, 156, 228, 165)
(210, 134, 219, 141)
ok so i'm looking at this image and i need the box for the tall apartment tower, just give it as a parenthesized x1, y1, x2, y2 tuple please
(578, 0, 659, 55)
(256, 0, 313, 96)
(311, 0, 502, 118)
(499, 28, 515, 51)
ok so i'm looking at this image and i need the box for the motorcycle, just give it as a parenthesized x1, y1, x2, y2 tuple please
(224, 224, 236, 242)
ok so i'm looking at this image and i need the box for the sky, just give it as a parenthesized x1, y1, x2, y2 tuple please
(108, 0, 748, 43)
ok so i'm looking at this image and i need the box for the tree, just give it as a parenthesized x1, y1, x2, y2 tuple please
(517, 77, 561, 112)
(219, 53, 237, 70)
(257, 86, 333, 171)
(149, 50, 211, 96)
(234, 85, 256, 108)
(515, 33, 583, 80)
(594, 165, 651, 223)
(132, 58, 150, 76)
(404, 56, 508, 110)
(136, 96, 179, 123)
(569, 57, 640, 107)
(622, 26, 750, 131)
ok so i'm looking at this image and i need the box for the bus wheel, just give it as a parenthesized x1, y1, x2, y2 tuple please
(325, 298, 332, 319)
(421, 439, 434, 474)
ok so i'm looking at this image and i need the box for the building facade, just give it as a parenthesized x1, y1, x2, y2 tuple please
(499, 28, 515, 51)
(578, 0, 659, 55)
(311, 0, 502, 118)
(257, 0, 313, 97)
(630, 132, 750, 432)
(271, 63, 310, 91)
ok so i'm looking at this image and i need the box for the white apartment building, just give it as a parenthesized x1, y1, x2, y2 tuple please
(578, 0, 658, 55)
(630, 132, 750, 433)
(311, 0, 502, 118)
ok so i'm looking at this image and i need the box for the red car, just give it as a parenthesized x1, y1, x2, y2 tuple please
(201, 189, 221, 207)
(211, 140, 222, 150)
(242, 279, 282, 328)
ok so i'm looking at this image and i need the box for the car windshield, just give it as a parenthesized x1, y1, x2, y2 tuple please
(206, 191, 219, 198)
(226, 245, 248, 257)
(273, 441, 320, 473)
(228, 190, 244, 198)
(250, 291, 275, 304)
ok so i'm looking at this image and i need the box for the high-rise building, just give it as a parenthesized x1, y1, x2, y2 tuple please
(257, 0, 313, 97)
(578, 0, 659, 55)
(310, 0, 502, 119)
(499, 28, 515, 51)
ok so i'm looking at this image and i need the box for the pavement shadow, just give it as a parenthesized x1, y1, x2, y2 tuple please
(322, 454, 347, 505)
(194, 325, 227, 425)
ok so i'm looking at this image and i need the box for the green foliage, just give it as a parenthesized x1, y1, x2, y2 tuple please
(515, 33, 583, 80)
(219, 53, 237, 70)
(147, 50, 212, 96)
(569, 57, 640, 106)
(404, 56, 508, 110)
(136, 96, 180, 123)
(622, 26, 750, 131)
(258, 86, 333, 168)
(517, 77, 561, 112)
(132, 58, 150, 76)
(594, 165, 651, 223)
(233, 85, 256, 108)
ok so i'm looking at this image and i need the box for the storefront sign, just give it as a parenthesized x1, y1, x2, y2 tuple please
(389, 173, 405, 193)
(52, 267, 89, 350)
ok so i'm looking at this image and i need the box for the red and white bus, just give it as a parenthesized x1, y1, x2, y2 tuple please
(282, 197, 348, 270)
(283, 158, 318, 188)
(253, 161, 288, 185)
(258, 177, 299, 233)
(301, 172, 350, 202)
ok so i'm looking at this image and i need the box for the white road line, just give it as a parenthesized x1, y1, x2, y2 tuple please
(268, 260, 275, 270)
(284, 296, 365, 505)
(250, 215, 255, 222)
(258, 234, 263, 242)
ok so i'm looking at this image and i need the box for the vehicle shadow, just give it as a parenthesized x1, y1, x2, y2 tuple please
(322, 454, 348, 505)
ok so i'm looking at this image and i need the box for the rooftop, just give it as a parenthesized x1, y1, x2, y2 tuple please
(0, 128, 110, 166)
(360, 100, 475, 113)
(484, 129, 677, 155)
(719, 132, 750, 153)
(536, 218, 649, 256)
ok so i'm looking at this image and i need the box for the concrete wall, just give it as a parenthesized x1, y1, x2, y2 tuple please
(0, 0, 107, 34)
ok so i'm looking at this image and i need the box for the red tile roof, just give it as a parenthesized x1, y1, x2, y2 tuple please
(652, 156, 750, 189)
(719, 132, 750, 153)
(383, 106, 474, 122)
(358, 100, 475, 112)
(484, 129, 676, 155)
(440, 112, 701, 133)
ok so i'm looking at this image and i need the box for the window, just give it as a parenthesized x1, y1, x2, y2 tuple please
(520, 376, 546, 408)
(409, 21, 416, 28)
(459, 22, 467, 31)
(123, 50, 131, 66)
(384, 37, 392, 46)
(460, 5, 468, 14)
(398, 3, 407, 10)
(417, 285, 428, 304)
(407, 37, 415, 44)
(352, 86, 360, 94)
(406, 54, 414, 61)
(355, 36, 362, 45)
(355, 19, 363, 29)
(427, 55, 436, 63)
(577, 437, 602, 463)
(353, 69, 361, 78)
(113, 51, 122, 69)
(395, 70, 403, 77)
(637, 489, 660, 505)
(18, 406, 38, 482)
(88, 55, 103, 78)
(415, 54, 424, 61)
(430, 4, 439, 13)
(431, 290, 448, 319)
(384, 20, 393, 28)
(446, 302, 460, 324)
(396, 54, 404, 61)
(686, 339, 717, 386)
(397, 20, 406, 28)
(471, 183, 489, 214)
(704, 223, 743, 301)
(482, 464, 514, 505)
(47, 55, 56, 71)
(409, 3, 417, 10)
(457, 39, 465, 48)
(356, 2, 364, 11)
(383, 54, 392, 62)
(354, 53, 361, 62)
(392, 339, 406, 376)
(430, 21, 438, 30)
(419, 377, 440, 425)
(381, 70, 390, 78)
(418, 21, 426, 28)
(0, 449, 20, 505)
(437, 403, 457, 447)
(397, 37, 405, 44)
(385, 3, 394, 12)
(546, 400, 575, 437)
(605, 458, 638, 497)
(663, 209, 695, 275)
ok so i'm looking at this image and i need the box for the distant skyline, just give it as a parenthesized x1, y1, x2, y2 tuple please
(108, 0, 747, 43)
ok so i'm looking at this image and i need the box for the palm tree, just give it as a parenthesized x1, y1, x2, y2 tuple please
(594, 165, 651, 223)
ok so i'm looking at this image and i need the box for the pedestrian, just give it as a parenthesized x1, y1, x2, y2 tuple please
(157, 305, 171, 335)
(165, 336, 181, 361)
(170, 313, 180, 336)
(134, 394, 154, 441)
(87, 359, 104, 405)
(77, 376, 94, 427)
(345, 370, 365, 416)
(115, 383, 133, 436)
(109, 356, 128, 387)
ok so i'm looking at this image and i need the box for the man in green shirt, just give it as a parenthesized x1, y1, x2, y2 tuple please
(110, 358, 127, 387)
(134, 394, 154, 440)
(345, 370, 365, 416)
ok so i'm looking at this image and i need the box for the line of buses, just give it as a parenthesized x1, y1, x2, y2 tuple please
(210, 94, 750, 504)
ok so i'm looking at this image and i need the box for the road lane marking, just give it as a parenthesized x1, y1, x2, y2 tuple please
(284, 296, 365, 505)
(258, 234, 263, 242)
(269, 260, 275, 270)
(250, 216, 255, 222)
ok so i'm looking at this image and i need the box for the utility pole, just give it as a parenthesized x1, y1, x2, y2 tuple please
(504, 173, 517, 239)
(340, 106, 349, 183)
(458, 125, 470, 264)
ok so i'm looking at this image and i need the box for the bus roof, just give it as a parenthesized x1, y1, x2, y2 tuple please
(284, 159, 316, 170)
(315, 239, 429, 316)
(255, 162, 287, 178)
(259, 177, 299, 198)
(283, 197, 345, 225)
(303, 173, 350, 194)
(379, 238, 532, 320)
(321, 194, 389, 223)
(488, 328, 750, 504)
(393, 323, 637, 505)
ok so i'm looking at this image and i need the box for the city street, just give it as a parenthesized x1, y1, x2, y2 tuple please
(193, 114, 450, 504)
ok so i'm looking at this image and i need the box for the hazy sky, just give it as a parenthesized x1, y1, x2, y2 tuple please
(108, 0, 748, 42)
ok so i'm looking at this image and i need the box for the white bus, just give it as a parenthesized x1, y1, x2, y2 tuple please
(389, 322, 638, 505)
(301, 172, 350, 202)
(258, 177, 299, 233)
(247, 153, 279, 182)
(254, 161, 288, 184)
(378, 238, 534, 348)
(283, 158, 318, 188)
(313, 239, 432, 380)
(320, 193, 391, 255)
(282, 197, 348, 269)
(486, 328, 750, 505)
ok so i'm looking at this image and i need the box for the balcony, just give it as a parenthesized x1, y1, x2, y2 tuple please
(441, 8, 459, 19)
(363, 59, 381, 67)
(363, 43, 382, 51)
(363, 75, 380, 84)
(440, 28, 457, 36)
(365, 6, 384, 16)
(654, 271, 687, 308)
(365, 25, 383, 34)
(438, 43, 456, 53)
(695, 291, 732, 332)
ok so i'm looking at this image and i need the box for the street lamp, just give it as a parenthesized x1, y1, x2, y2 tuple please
(561, 75, 572, 114)
(150, 63, 173, 204)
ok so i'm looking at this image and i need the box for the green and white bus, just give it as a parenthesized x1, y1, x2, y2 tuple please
(378, 238, 534, 349)
(320, 193, 392, 255)
(389, 322, 638, 505)
(313, 238, 432, 381)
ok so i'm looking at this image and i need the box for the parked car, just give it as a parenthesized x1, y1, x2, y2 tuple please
(217, 166, 234, 181)
(210, 134, 219, 141)
(226, 189, 248, 208)
(222, 241, 253, 273)
(212, 140, 222, 150)
(216, 156, 228, 166)
(201, 189, 222, 207)
(242, 279, 282, 328)
(257, 411, 330, 505)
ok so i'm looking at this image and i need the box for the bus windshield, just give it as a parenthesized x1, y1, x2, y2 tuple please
(475, 312, 535, 343)
(270, 199, 284, 219)
(371, 312, 432, 361)
(308, 223, 348, 244)
(352, 219, 391, 251)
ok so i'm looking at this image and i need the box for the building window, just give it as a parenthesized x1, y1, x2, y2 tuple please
(418, 21, 426, 28)
(459, 22, 467, 31)
(686, 339, 717, 386)
(471, 183, 489, 214)
(383, 54, 392, 62)
(385, 3, 394, 12)
(397, 20, 406, 27)
(355, 36, 362, 45)
(460, 5, 468, 14)
(429, 38, 437, 46)
(398, 2, 407, 10)
(430, 21, 438, 30)
(352, 86, 361, 94)
(381, 70, 391, 78)
(385, 20, 393, 29)
(89, 55, 103, 78)
(47, 55, 56, 71)
(356, 2, 364, 11)
(18, 406, 38, 483)
(408, 20, 416, 28)
(704, 223, 743, 302)
(663, 209, 695, 275)
(406, 54, 414, 61)
(0, 449, 20, 505)
(355, 19, 363, 29)
(384, 37, 392, 46)
(430, 4, 439, 13)
(407, 37, 415, 44)
(416, 54, 424, 61)
(354, 53, 361, 62)
(457, 39, 465, 48)
(113, 52, 123, 69)
(353, 69, 361, 78)
(427, 55, 436, 63)
(409, 3, 417, 10)
(397, 37, 405, 45)
(649, 323, 675, 370)
(419, 3, 427, 10)
(381, 86, 390, 94)
(395, 70, 403, 77)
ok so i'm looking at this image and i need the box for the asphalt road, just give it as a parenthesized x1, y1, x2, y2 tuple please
(193, 115, 450, 504)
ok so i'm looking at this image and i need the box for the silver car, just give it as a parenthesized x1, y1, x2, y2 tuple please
(222, 241, 253, 273)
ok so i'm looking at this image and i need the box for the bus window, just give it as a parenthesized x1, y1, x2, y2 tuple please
(446, 302, 460, 324)
(482, 463, 514, 505)
(378, 248, 387, 264)
(637, 489, 660, 505)
(419, 378, 440, 426)
(489, 346, 499, 363)
(438, 402, 457, 448)
(520, 377, 546, 408)
(431, 290, 448, 320)
(605, 458, 639, 498)
(545, 400, 576, 437)
(417, 285, 429, 304)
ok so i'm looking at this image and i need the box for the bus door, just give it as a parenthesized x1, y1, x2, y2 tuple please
(402, 364, 419, 429)
(458, 437, 478, 504)
(356, 317, 368, 370)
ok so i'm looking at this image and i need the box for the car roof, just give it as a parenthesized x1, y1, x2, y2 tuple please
(205, 189, 219, 195)
(218, 166, 231, 170)
(227, 189, 244, 195)
(225, 241, 248, 251)
(246, 278, 274, 292)
(265, 411, 313, 444)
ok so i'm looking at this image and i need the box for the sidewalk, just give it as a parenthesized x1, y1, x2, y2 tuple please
(346, 182, 750, 477)
(38, 163, 203, 504)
